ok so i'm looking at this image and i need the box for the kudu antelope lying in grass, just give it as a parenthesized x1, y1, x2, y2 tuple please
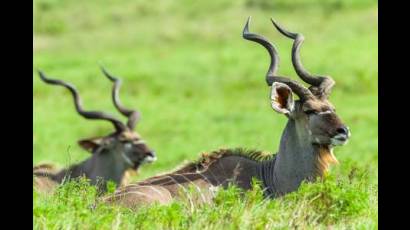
(102, 17, 351, 209)
(33, 68, 156, 193)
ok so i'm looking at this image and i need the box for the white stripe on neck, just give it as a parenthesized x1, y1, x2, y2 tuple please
(121, 153, 134, 166)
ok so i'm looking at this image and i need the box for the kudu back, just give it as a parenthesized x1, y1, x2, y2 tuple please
(34, 68, 156, 193)
(102, 17, 351, 209)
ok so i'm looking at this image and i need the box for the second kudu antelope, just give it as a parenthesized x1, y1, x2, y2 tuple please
(34, 68, 156, 193)
(102, 17, 351, 209)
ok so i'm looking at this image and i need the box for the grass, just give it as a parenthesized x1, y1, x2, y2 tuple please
(33, 0, 378, 228)
(34, 171, 377, 229)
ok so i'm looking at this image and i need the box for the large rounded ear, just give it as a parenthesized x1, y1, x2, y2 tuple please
(78, 137, 104, 153)
(270, 82, 295, 115)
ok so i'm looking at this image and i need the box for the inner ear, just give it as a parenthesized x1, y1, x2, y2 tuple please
(78, 137, 104, 153)
(270, 82, 295, 114)
(277, 88, 290, 108)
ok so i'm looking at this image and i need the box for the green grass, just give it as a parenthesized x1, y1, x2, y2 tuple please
(34, 171, 377, 229)
(33, 0, 378, 228)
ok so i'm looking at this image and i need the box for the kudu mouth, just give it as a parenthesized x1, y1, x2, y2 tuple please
(123, 152, 157, 170)
(330, 126, 350, 146)
(312, 129, 351, 147)
(131, 152, 157, 169)
(331, 132, 350, 146)
(142, 152, 157, 164)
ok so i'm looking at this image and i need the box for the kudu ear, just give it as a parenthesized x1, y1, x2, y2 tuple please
(270, 82, 295, 115)
(78, 137, 104, 153)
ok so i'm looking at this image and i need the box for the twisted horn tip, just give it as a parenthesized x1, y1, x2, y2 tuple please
(270, 18, 298, 39)
(38, 70, 53, 83)
(243, 16, 251, 36)
(100, 66, 117, 82)
(37, 69, 46, 79)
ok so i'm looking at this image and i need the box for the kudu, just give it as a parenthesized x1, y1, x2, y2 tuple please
(102, 17, 351, 209)
(33, 68, 157, 193)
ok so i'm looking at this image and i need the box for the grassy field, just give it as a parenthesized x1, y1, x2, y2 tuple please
(33, 0, 378, 229)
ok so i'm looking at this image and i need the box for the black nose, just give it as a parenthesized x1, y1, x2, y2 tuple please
(146, 151, 156, 157)
(336, 126, 349, 136)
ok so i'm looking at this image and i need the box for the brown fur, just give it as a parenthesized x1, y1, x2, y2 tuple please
(33, 162, 144, 193)
(33, 164, 60, 194)
(174, 148, 273, 174)
(315, 146, 339, 177)
(33, 177, 59, 194)
(33, 163, 59, 177)
(119, 169, 138, 187)
(33, 163, 56, 171)
(302, 99, 334, 113)
(119, 131, 141, 141)
(102, 149, 272, 209)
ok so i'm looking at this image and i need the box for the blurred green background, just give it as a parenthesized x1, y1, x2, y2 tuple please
(33, 0, 377, 182)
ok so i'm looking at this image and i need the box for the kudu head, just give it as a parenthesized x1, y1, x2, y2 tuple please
(38, 68, 157, 170)
(243, 17, 350, 148)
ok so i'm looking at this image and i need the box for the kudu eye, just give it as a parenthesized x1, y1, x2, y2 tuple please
(304, 110, 316, 115)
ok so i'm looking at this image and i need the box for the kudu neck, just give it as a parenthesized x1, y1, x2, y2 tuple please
(89, 148, 130, 186)
(258, 119, 328, 197)
(53, 148, 129, 190)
